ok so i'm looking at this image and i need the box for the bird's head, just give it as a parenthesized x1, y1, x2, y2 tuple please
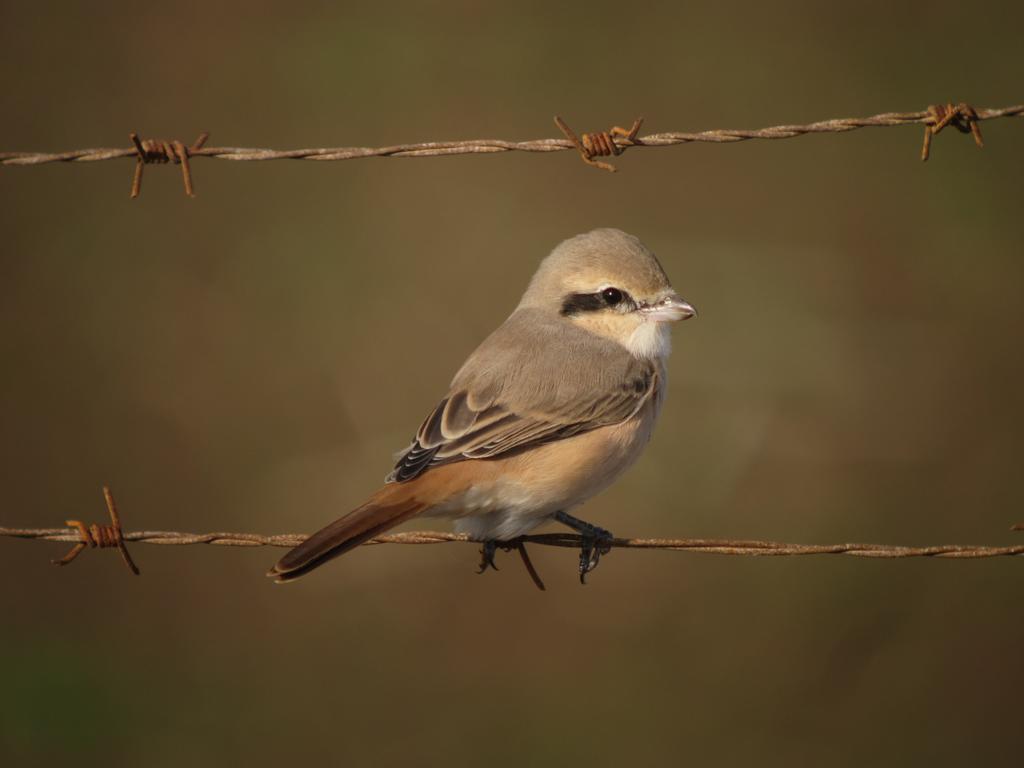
(518, 228, 696, 359)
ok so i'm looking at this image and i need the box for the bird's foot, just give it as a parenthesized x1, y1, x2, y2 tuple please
(578, 527, 614, 584)
(476, 539, 547, 591)
(555, 510, 614, 584)
(477, 540, 500, 574)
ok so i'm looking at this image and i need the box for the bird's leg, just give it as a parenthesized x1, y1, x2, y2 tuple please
(476, 539, 547, 591)
(554, 510, 614, 584)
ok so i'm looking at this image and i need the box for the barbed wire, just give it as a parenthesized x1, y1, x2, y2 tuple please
(2, 489, 1024, 581)
(1, 102, 1020, 195)
(3, 487, 1022, 589)
(5, 525, 1023, 558)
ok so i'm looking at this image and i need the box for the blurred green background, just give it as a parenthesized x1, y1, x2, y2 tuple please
(2, 1, 1022, 764)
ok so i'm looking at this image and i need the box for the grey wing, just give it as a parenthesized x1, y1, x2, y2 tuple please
(387, 310, 657, 483)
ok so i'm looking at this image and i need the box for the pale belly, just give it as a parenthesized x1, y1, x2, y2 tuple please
(424, 383, 664, 540)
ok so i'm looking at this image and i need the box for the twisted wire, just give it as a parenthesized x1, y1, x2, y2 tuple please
(2, 104, 1020, 166)
(3, 526, 1023, 559)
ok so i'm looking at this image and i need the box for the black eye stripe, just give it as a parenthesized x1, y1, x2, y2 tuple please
(560, 289, 634, 316)
(560, 293, 606, 316)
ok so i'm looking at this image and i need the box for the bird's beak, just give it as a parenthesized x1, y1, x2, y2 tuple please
(640, 294, 697, 322)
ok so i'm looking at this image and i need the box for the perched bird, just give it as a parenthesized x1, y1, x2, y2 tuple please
(268, 228, 695, 584)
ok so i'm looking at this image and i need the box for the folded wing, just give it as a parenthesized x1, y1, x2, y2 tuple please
(388, 309, 657, 483)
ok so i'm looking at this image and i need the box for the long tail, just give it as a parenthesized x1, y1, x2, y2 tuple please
(267, 485, 427, 583)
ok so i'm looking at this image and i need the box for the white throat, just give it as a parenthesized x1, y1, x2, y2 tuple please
(627, 321, 672, 359)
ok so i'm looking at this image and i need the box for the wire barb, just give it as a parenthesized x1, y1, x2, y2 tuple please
(129, 131, 209, 198)
(554, 115, 644, 172)
(50, 487, 140, 575)
(921, 103, 984, 161)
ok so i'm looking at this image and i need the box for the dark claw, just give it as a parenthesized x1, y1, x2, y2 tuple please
(578, 526, 613, 584)
(477, 540, 499, 574)
(579, 541, 593, 583)
(476, 539, 547, 590)
(554, 510, 614, 585)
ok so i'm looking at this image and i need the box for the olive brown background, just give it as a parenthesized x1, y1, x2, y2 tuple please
(2, 1, 1022, 765)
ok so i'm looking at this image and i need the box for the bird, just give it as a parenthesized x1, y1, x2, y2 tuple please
(268, 228, 696, 585)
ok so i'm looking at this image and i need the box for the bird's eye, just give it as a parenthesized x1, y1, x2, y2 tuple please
(602, 287, 623, 306)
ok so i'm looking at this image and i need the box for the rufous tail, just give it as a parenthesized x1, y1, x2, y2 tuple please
(267, 485, 426, 583)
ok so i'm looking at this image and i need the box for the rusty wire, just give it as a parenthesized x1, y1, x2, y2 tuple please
(3, 486, 1022, 591)
(49, 486, 139, 575)
(554, 116, 644, 171)
(129, 131, 209, 197)
(920, 102, 986, 161)
(5, 526, 1023, 558)
(1, 103, 1020, 196)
